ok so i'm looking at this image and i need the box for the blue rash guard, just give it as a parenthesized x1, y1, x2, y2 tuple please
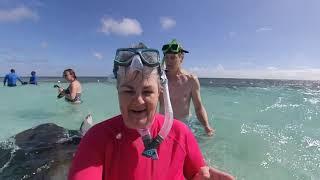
(3, 73, 23, 87)
(29, 75, 37, 85)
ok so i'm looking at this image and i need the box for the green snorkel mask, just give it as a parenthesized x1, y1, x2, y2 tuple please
(161, 39, 189, 54)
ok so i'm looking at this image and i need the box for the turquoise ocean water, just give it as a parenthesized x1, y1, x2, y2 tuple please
(0, 77, 320, 180)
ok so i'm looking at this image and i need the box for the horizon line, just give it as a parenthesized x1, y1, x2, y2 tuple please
(1, 76, 319, 81)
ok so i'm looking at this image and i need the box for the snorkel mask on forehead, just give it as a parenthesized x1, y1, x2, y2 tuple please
(113, 43, 174, 160)
(161, 39, 189, 54)
(114, 48, 161, 79)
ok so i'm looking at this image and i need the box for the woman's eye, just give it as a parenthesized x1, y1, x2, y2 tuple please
(143, 91, 153, 95)
(121, 89, 134, 94)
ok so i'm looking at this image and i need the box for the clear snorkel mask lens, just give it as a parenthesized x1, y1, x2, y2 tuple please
(113, 48, 161, 79)
(115, 49, 160, 67)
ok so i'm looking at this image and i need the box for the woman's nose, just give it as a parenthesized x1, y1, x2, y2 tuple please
(133, 93, 145, 104)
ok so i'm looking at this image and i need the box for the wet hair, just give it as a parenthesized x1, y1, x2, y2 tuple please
(63, 69, 77, 79)
(31, 71, 36, 75)
(10, 69, 15, 73)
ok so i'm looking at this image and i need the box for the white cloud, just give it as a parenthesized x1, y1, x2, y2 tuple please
(93, 52, 103, 60)
(216, 64, 225, 71)
(0, 48, 48, 67)
(160, 17, 176, 30)
(239, 61, 254, 66)
(100, 17, 143, 36)
(0, 6, 39, 23)
(188, 65, 320, 80)
(256, 27, 272, 32)
(267, 66, 277, 70)
(40, 41, 48, 48)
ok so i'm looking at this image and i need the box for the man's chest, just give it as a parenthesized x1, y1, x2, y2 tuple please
(169, 80, 192, 100)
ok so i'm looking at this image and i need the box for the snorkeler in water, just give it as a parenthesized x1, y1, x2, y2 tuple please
(29, 71, 38, 85)
(3, 69, 26, 87)
(55, 69, 82, 104)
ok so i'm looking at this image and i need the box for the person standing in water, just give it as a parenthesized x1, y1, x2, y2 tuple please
(160, 39, 214, 136)
(3, 69, 24, 87)
(29, 71, 38, 85)
(57, 69, 82, 103)
(68, 43, 234, 180)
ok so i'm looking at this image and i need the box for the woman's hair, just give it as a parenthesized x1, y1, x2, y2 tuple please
(63, 69, 77, 79)
(116, 67, 160, 87)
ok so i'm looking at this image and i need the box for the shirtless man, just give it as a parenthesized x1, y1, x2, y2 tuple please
(160, 39, 214, 136)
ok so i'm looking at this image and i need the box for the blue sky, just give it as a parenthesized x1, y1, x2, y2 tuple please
(1, 0, 320, 79)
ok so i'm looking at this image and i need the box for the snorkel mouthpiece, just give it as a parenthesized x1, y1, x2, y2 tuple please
(141, 133, 152, 146)
(138, 129, 160, 159)
(142, 135, 163, 160)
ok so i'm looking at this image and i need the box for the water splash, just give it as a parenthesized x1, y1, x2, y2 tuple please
(241, 122, 320, 179)
(260, 97, 301, 112)
(0, 137, 20, 173)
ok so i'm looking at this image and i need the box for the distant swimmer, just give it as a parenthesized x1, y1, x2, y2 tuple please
(29, 71, 38, 85)
(3, 69, 25, 87)
(56, 69, 82, 104)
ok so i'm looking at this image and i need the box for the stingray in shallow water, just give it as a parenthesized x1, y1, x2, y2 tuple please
(0, 115, 93, 180)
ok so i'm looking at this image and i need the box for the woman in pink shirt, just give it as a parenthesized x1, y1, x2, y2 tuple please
(68, 43, 234, 180)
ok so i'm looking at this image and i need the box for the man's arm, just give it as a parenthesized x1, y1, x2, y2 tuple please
(190, 75, 214, 136)
(3, 75, 8, 86)
(17, 76, 23, 84)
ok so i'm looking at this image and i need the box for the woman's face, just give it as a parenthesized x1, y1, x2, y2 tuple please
(63, 71, 73, 82)
(118, 72, 160, 129)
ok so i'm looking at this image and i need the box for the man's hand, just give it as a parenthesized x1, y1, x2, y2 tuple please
(205, 126, 214, 136)
(192, 166, 235, 180)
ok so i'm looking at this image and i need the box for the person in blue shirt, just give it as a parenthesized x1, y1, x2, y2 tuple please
(3, 69, 24, 87)
(29, 71, 38, 85)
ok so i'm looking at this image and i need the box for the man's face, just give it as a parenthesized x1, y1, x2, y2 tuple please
(164, 53, 183, 72)
(118, 72, 160, 129)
